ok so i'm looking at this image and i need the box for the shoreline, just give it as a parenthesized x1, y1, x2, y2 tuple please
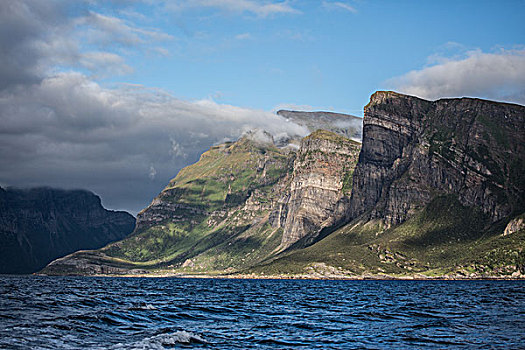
(33, 272, 525, 281)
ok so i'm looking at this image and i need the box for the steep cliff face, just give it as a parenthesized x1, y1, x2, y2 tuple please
(0, 187, 135, 274)
(350, 91, 525, 227)
(255, 93, 524, 279)
(276, 130, 361, 248)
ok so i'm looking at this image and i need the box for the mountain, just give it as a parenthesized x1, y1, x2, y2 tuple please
(350, 91, 524, 225)
(41, 129, 360, 275)
(253, 92, 525, 278)
(42, 94, 525, 278)
(0, 187, 135, 274)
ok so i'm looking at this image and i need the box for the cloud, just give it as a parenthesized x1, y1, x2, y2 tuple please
(387, 49, 525, 105)
(149, 165, 157, 180)
(0, 1, 76, 89)
(0, 1, 173, 92)
(75, 11, 174, 47)
(0, 0, 308, 214)
(167, 0, 300, 17)
(322, 1, 357, 13)
(0, 72, 308, 213)
(79, 51, 134, 76)
(235, 33, 252, 40)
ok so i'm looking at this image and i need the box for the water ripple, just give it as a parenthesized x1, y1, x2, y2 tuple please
(0, 276, 524, 349)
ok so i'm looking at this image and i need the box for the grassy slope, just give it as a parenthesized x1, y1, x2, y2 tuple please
(251, 195, 524, 277)
(72, 138, 294, 272)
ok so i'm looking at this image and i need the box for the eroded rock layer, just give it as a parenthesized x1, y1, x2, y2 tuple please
(350, 91, 525, 226)
(277, 130, 360, 248)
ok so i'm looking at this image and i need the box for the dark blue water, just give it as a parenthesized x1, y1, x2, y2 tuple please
(0, 276, 524, 349)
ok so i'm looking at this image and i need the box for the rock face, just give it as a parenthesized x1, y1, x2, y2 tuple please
(274, 130, 360, 248)
(350, 91, 525, 226)
(277, 110, 362, 140)
(504, 214, 525, 236)
(0, 187, 135, 274)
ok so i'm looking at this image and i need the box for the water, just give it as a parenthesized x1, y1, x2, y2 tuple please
(0, 276, 524, 349)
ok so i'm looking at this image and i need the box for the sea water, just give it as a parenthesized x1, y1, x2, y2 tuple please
(0, 276, 523, 349)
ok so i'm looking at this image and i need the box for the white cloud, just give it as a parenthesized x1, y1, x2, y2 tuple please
(235, 33, 252, 40)
(79, 51, 133, 76)
(388, 49, 525, 104)
(149, 165, 157, 180)
(0, 72, 308, 213)
(322, 1, 357, 13)
(167, 0, 300, 17)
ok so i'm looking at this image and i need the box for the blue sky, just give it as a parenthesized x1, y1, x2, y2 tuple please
(1, 0, 524, 213)
(80, 0, 525, 114)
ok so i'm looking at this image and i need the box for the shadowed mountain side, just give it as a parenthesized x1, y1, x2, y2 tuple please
(0, 187, 135, 274)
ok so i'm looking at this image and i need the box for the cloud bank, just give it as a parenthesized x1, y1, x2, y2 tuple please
(388, 49, 525, 105)
(0, 1, 307, 214)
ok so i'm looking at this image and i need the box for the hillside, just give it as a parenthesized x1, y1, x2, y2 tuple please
(42, 130, 361, 275)
(253, 92, 525, 278)
(0, 187, 135, 274)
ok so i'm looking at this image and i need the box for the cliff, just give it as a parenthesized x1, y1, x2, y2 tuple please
(0, 187, 135, 274)
(253, 93, 524, 279)
(350, 91, 524, 226)
(275, 130, 360, 248)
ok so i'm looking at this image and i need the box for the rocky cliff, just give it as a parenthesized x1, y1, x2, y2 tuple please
(0, 187, 135, 274)
(274, 130, 360, 248)
(254, 93, 524, 279)
(350, 91, 525, 227)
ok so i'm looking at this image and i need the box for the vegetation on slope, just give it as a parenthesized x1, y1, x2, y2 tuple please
(251, 195, 524, 278)
(44, 134, 296, 274)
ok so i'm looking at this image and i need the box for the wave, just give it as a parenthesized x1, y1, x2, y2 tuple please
(112, 330, 207, 349)
(127, 303, 157, 311)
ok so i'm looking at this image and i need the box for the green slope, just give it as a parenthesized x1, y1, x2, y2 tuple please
(251, 195, 524, 278)
(43, 135, 296, 275)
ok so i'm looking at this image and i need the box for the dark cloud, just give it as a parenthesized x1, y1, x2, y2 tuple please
(0, 1, 70, 89)
(0, 71, 307, 214)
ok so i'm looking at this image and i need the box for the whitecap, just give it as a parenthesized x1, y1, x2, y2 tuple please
(111, 330, 207, 349)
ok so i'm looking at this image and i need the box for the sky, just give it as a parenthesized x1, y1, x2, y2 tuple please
(1, 0, 524, 214)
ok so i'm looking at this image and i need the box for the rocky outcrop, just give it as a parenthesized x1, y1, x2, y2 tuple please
(275, 130, 361, 248)
(503, 215, 525, 236)
(277, 110, 362, 140)
(0, 187, 135, 274)
(350, 91, 525, 227)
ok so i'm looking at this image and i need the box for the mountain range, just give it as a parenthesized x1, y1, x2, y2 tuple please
(14, 92, 525, 278)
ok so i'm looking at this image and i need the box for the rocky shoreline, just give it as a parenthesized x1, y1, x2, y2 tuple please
(36, 270, 525, 280)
